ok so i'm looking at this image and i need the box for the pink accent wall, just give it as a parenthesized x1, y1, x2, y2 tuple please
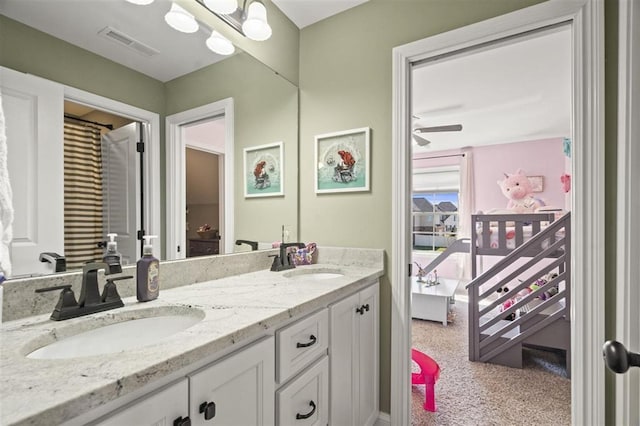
(412, 138, 567, 212)
(472, 138, 566, 212)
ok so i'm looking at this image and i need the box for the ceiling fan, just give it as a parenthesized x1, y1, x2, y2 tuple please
(412, 124, 463, 146)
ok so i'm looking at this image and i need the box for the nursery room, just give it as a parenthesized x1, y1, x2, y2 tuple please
(409, 24, 573, 425)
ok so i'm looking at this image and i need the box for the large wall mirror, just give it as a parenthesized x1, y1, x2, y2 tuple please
(0, 2, 298, 277)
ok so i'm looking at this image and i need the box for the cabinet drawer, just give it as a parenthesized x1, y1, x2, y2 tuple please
(276, 309, 328, 384)
(92, 378, 188, 426)
(276, 356, 328, 426)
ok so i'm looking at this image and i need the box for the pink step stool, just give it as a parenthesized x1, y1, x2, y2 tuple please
(411, 348, 440, 412)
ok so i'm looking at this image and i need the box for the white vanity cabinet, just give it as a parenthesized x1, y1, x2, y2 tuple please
(329, 281, 379, 426)
(92, 378, 189, 426)
(276, 356, 329, 426)
(189, 336, 275, 426)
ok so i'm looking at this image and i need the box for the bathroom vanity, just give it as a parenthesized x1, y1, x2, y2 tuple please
(0, 247, 383, 426)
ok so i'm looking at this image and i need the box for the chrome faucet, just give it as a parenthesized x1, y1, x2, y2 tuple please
(270, 242, 305, 272)
(35, 262, 132, 321)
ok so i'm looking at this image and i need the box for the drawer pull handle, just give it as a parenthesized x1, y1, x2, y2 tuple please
(356, 304, 370, 315)
(296, 400, 317, 420)
(296, 334, 317, 348)
(199, 401, 216, 420)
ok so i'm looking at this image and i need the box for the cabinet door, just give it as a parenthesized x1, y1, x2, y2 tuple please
(329, 282, 379, 426)
(329, 292, 359, 426)
(92, 378, 189, 426)
(276, 356, 328, 426)
(189, 337, 275, 426)
(357, 283, 379, 426)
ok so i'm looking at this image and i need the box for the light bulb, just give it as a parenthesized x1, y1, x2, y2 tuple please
(242, 1, 272, 41)
(206, 31, 235, 55)
(203, 0, 237, 15)
(164, 3, 199, 33)
(125, 0, 154, 4)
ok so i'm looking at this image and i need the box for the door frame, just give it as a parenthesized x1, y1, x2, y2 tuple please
(63, 86, 161, 258)
(165, 98, 234, 258)
(615, 0, 640, 423)
(391, 1, 604, 425)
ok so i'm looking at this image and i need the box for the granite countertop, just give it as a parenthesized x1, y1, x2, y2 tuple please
(0, 263, 383, 426)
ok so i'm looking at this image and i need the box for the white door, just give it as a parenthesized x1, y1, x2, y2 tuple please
(101, 122, 140, 265)
(1, 67, 64, 277)
(612, 0, 640, 422)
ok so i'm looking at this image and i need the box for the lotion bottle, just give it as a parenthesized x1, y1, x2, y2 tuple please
(137, 235, 159, 302)
(103, 233, 123, 274)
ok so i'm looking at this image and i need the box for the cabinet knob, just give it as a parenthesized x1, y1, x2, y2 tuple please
(173, 416, 191, 426)
(296, 334, 317, 348)
(199, 401, 216, 420)
(295, 400, 317, 420)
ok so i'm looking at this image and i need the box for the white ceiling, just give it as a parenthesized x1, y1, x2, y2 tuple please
(271, 0, 369, 29)
(412, 25, 572, 153)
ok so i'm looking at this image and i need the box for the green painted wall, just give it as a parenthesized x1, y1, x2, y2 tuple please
(297, 0, 553, 415)
(165, 52, 299, 245)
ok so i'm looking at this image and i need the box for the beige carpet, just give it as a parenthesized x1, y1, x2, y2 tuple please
(411, 299, 571, 425)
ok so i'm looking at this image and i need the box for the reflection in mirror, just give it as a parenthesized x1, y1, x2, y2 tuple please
(164, 50, 299, 261)
(1, 8, 299, 277)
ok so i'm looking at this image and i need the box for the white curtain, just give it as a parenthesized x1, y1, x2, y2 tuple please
(457, 148, 474, 280)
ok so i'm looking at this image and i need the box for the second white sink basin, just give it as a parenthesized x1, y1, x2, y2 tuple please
(26, 307, 204, 360)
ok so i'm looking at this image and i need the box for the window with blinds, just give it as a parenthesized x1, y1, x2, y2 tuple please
(412, 166, 460, 251)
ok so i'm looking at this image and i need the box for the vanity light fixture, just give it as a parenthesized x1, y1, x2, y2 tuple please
(165, 2, 199, 33)
(206, 30, 235, 55)
(199, 0, 272, 42)
(125, 0, 154, 5)
(241, 1, 271, 41)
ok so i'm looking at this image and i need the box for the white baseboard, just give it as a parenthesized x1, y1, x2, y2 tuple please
(376, 411, 391, 426)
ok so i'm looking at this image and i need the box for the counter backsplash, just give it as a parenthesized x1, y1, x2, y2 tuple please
(2, 246, 384, 323)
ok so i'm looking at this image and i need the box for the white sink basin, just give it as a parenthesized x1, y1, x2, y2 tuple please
(283, 269, 344, 281)
(26, 307, 204, 359)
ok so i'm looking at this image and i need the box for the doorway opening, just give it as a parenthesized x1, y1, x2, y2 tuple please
(165, 98, 234, 260)
(408, 24, 573, 423)
(183, 115, 226, 258)
(391, 2, 605, 425)
(63, 100, 142, 269)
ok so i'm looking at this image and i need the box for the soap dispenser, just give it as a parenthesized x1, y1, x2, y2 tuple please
(137, 235, 159, 302)
(102, 233, 123, 274)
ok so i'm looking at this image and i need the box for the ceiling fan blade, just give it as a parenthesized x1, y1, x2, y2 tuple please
(414, 124, 463, 133)
(412, 133, 431, 146)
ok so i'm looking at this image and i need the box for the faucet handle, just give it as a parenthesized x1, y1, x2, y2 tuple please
(35, 285, 78, 318)
(102, 275, 133, 303)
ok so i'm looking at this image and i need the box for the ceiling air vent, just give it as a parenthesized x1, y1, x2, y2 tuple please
(98, 26, 159, 57)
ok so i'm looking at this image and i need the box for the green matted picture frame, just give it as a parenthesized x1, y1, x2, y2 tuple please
(314, 127, 370, 194)
(243, 141, 284, 198)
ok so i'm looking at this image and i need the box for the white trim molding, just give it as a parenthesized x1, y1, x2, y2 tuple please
(165, 98, 234, 259)
(616, 0, 640, 423)
(391, 1, 604, 425)
(63, 85, 161, 258)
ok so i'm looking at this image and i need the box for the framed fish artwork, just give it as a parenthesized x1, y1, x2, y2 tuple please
(314, 127, 370, 194)
(243, 142, 284, 197)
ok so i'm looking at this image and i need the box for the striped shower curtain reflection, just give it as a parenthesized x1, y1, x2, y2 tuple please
(63, 118, 104, 269)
